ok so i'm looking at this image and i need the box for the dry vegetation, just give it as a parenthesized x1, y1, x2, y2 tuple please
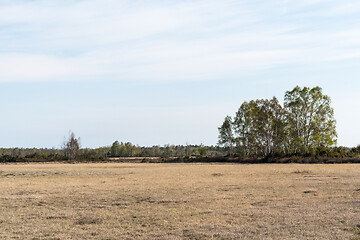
(0, 163, 359, 239)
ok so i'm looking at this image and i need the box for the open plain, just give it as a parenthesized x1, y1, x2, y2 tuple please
(0, 163, 359, 239)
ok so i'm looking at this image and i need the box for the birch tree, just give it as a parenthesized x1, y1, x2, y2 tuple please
(284, 86, 337, 153)
(218, 115, 235, 155)
(64, 131, 80, 160)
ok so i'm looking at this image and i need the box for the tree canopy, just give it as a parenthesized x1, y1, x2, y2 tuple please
(218, 86, 337, 157)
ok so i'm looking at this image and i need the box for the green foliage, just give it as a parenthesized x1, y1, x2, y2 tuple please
(218, 115, 235, 155)
(110, 141, 139, 157)
(232, 97, 286, 157)
(219, 86, 339, 158)
(351, 145, 360, 157)
(198, 144, 207, 157)
(233, 101, 254, 156)
(284, 86, 337, 153)
(110, 141, 121, 157)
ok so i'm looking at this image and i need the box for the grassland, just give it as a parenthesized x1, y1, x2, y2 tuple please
(0, 163, 359, 239)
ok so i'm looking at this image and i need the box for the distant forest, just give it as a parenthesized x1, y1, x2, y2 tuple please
(1, 144, 359, 163)
(0, 142, 224, 162)
(1, 86, 360, 163)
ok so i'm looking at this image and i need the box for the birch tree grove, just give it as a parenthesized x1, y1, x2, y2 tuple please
(231, 97, 286, 157)
(218, 86, 337, 157)
(284, 86, 337, 153)
(251, 97, 286, 156)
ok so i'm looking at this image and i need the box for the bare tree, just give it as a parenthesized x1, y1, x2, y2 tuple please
(63, 131, 80, 160)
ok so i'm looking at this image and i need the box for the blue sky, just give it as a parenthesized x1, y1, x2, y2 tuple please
(1, 0, 360, 148)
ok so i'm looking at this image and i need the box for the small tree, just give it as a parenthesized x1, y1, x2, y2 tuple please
(110, 140, 121, 157)
(63, 131, 80, 160)
(198, 144, 207, 157)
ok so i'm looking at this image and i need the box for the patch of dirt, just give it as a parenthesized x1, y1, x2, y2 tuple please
(211, 173, 224, 177)
(251, 201, 269, 206)
(46, 216, 68, 220)
(303, 190, 318, 195)
(75, 217, 102, 225)
(292, 170, 312, 174)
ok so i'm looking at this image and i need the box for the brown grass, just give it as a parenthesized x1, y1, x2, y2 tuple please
(0, 163, 359, 239)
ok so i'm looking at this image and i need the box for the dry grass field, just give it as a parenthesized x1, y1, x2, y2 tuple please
(0, 163, 359, 239)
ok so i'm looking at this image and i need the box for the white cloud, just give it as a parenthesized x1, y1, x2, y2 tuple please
(0, 54, 73, 80)
(0, 53, 101, 81)
(0, 0, 360, 83)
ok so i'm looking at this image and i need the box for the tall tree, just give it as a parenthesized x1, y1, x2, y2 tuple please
(218, 115, 235, 154)
(250, 97, 286, 156)
(233, 97, 286, 157)
(233, 101, 254, 156)
(284, 86, 337, 153)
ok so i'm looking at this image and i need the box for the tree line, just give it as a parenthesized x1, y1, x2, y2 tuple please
(218, 86, 339, 158)
(0, 132, 224, 162)
(2, 143, 358, 162)
(1, 85, 359, 163)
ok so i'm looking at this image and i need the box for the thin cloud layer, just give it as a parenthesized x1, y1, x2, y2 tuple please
(0, 0, 360, 83)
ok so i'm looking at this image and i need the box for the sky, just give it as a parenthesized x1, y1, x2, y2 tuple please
(0, 0, 360, 148)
